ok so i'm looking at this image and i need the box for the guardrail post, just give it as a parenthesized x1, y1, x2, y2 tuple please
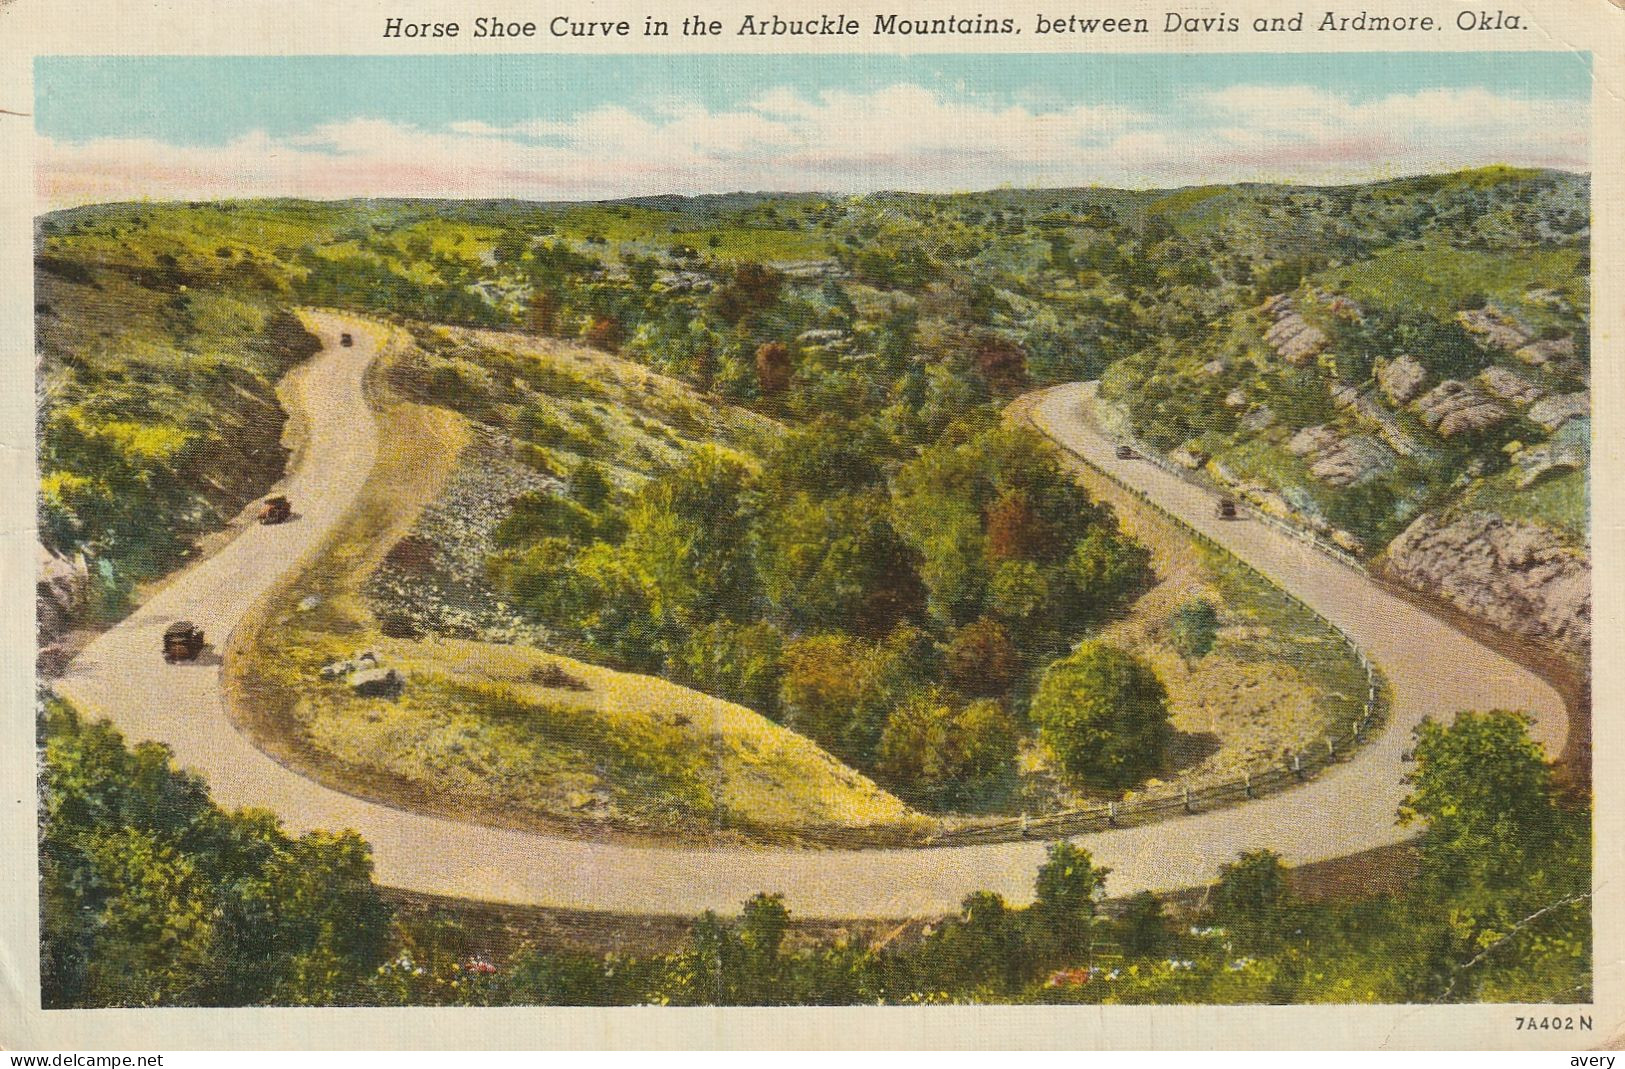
(1183, 785, 1192, 813)
(1243, 772, 1252, 799)
(1107, 801, 1117, 827)
(1291, 753, 1303, 779)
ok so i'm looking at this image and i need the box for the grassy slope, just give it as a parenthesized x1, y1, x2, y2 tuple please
(232, 317, 918, 844)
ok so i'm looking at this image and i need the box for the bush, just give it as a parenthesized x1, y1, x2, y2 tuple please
(1211, 849, 1292, 952)
(944, 618, 1019, 698)
(1169, 598, 1220, 661)
(672, 620, 784, 717)
(1031, 642, 1170, 791)
(876, 690, 1017, 805)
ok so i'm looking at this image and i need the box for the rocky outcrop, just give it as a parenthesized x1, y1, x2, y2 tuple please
(1527, 391, 1588, 433)
(1240, 405, 1276, 431)
(1414, 380, 1508, 438)
(1286, 425, 1394, 487)
(1480, 366, 1544, 406)
(1288, 425, 1338, 457)
(1457, 306, 1532, 352)
(1382, 511, 1589, 654)
(1260, 296, 1329, 366)
(1512, 435, 1586, 490)
(1266, 316, 1329, 366)
(1309, 435, 1395, 487)
(1515, 336, 1579, 374)
(38, 541, 90, 674)
(1377, 354, 1428, 404)
(1170, 444, 1208, 470)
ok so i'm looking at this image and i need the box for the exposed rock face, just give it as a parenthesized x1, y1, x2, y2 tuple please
(1513, 434, 1587, 489)
(1382, 511, 1590, 654)
(1288, 425, 1338, 457)
(1344, 391, 1420, 457)
(38, 541, 90, 672)
(1260, 296, 1329, 366)
(1457, 306, 1532, 352)
(1241, 404, 1276, 430)
(38, 542, 88, 635)
(1199, 359, 1227, 377)
(1170, 444, 1208, 470)
(1527, 391, 1589, 433)
(1377, 354, 1428, 404)
(1515, 336, 1578, 373)
(1480, 366, 1544, 406)
(1309, 435, 1396, 487)
(1288, 425, 1395, 486)
(351, 667, 404, 698)
(1414, 380, 1508, 438)
(1266, 315, 1329, 365)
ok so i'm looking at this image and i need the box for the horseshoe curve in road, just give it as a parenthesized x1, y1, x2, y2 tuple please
(52, 316, 1568, 919)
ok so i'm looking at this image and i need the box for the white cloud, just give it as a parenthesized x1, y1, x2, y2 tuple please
(36, 82, 1587, 207)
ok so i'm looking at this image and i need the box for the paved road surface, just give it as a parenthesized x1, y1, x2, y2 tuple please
(53, 323, 1568, 919)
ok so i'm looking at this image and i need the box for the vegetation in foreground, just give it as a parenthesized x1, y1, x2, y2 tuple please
(41, 699, 1588, 1008)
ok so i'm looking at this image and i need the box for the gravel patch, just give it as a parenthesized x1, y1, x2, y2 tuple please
(365, 432, 557, 645)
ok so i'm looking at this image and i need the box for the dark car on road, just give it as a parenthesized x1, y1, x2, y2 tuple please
(1215, 497, 1239, 520)
(340, 332, 354, 347)
(1115, 444, 1138, 460)
(163, 621, 206, 663)
(259, 495, 292, 525)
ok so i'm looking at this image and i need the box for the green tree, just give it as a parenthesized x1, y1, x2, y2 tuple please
(875, 689, 1017, 805)
(39, 701, 393, 1008)
(1211, 849, 1292, 953)
(672, 620, 785, 717)
(1170, 598, 1220, 661)
(944, 617, 1019, 698)
(1029, 842, 1109, 961)
(1031, 642, 1170, 790)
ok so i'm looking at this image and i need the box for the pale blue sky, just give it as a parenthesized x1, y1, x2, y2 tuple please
(38, 53, 1589, 145)
(34, 53, 1592, 204)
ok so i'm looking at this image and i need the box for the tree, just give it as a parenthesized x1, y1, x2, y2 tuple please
(759, 491, 926, 638)
(944, 617, 1020, 698)
(567, 460, 614, 512)
(973, 333, 1028, 393)
(984, 488, 1049, 562)
(1067, 526, 1152, 612)
(673, 620, 784, 717)
(1170, 598, 1220, 661)
(1400, 710, 1563, 895)
(1211, 849, 1291, 952)
(876, 689, 1017, 805)
(1031, 642, 1171, 790)
(1030, 842, 1109, 961)
(39, 701, 393, 1008)
(710, 261, 784, 324)
(755, 341, 793, 397)
(622, 446, 759, 631)
(777, 634, 894, 761)
(1118, 891, 1169, 957)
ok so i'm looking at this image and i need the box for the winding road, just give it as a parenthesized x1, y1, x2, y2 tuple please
(53, 315, 1568, 919)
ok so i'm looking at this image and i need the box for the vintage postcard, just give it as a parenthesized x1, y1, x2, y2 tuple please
(1, 0, 1621, 1051)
